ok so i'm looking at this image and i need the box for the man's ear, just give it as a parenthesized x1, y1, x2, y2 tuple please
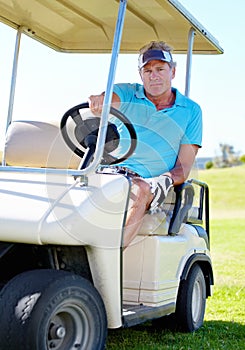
(139, 69, 143, 81)
(171, 67, 176, 79)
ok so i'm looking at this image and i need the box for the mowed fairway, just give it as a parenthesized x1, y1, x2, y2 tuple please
(106, 165, 245, 349)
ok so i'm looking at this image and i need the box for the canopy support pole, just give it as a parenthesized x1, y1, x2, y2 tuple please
(2, 27, 22, 165)
(185, 27, 195, 97)
(6, 27, 22, 131)
(81, 0, 128, 175)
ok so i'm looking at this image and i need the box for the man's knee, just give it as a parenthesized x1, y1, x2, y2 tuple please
(132, 178, 152, 202)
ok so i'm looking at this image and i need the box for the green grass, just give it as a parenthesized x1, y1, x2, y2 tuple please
(106, 165, 245, 349)
(197, 165, 245, 218)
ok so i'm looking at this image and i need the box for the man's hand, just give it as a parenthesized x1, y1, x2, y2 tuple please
(88, 93, 105, 116)
(146, 175, 173, 214)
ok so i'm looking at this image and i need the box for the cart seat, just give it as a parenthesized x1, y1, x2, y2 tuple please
(4, 120, 81, 169)
(138, 183, 195, 236)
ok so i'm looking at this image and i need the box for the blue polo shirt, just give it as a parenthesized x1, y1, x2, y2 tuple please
(109, 83, 202, 178)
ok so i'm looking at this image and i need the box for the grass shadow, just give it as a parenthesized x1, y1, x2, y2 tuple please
(106, 319, 245, 349)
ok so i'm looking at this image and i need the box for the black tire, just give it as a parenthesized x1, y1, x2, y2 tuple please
(0, 269, 107, 350)
(175, 263, 206, 332)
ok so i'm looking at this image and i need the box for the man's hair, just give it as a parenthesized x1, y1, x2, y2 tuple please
(139, 41, 176, 68)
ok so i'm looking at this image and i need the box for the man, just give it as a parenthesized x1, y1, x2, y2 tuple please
(89, 41, 202, 248)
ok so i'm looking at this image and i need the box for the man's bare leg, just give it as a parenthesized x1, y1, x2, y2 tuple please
(123, 178, 153, 248)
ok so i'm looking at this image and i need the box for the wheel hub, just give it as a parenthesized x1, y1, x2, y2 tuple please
(49, 324, 66, 339)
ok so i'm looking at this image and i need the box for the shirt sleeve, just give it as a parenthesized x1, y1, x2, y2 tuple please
(113, 83, 134, 103)
(181, 103, 203, 147)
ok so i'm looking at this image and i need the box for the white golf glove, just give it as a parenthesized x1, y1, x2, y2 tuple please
(146, 175, 173, 214)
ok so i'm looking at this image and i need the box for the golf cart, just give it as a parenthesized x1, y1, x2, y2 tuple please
(0, 1, 223, 349)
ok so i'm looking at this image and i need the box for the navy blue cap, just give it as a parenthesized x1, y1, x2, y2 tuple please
(138, 49, 173, 69)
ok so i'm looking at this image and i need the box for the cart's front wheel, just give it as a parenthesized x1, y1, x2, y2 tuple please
(0, 269, 107, 350)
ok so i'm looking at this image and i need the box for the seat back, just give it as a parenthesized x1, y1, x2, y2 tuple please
(4, 120, 81, 169)
(168, 182, 194, 235)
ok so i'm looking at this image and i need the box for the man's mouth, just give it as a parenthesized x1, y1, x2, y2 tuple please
(150, 83, 162, 87)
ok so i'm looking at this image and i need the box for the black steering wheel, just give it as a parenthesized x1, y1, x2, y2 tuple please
(60, 102, 137, 167)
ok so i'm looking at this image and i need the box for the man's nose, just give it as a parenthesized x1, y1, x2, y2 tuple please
(150, 70, 159, 79)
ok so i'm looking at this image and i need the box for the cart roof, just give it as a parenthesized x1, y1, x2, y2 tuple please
(0, 0, 223, 54)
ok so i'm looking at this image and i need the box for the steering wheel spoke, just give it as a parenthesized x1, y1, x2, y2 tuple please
(70, 109, 84, 126)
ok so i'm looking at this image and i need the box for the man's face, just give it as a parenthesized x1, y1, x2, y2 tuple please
(140, 60, 175, 97)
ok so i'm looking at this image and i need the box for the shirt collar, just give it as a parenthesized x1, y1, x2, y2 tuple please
(135, 84, 146, 98)
(135, 85, 188, 107)
(172, 87, 188, 107)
